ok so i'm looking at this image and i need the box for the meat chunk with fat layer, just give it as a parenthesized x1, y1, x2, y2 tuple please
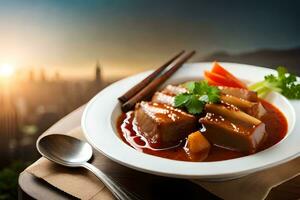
(152, 92, 175, 106)
(200, 104, 266, 153)
(135, 101, 198, 148)
(218, 86, 258, 102)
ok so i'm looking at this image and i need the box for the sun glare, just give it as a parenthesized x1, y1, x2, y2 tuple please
(0, 64, 15, 78)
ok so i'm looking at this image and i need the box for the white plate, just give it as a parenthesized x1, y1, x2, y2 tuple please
(82, 62, 299, 180)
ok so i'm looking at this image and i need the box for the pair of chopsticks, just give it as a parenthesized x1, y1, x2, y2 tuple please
(119, 50, 196, 112)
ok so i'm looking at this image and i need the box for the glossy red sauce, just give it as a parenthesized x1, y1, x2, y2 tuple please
(117, 100, 288, 162)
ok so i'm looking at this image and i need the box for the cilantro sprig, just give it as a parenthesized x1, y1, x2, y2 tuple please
(174, 81, 220, 114)
(249, 67, 300, 99)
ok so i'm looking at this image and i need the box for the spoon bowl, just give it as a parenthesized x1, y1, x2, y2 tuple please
(37, 134, 92, 167)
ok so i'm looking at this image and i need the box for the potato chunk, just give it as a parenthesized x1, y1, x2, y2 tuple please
(187, 131, 211, 154)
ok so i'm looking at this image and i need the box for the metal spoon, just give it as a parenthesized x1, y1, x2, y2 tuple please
(37, 134, 139, 200)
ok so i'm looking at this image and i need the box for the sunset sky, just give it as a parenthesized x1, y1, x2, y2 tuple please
(0, 0, 299, 80)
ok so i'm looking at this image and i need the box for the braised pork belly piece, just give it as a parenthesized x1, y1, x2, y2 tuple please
(205, 104, 262, 125)
(152, 92, 175, 106)
(218, 86, 266, 118)
(161, 85, 187, 95)
(152, 85, 186, 106)
(135, 101, 198, 148)
(200, 104, 266, 153)
(218, 86, 258, 102)
(219, 94, 266, 118)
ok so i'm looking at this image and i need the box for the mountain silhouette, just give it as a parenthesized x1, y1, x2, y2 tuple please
(201, 47, 300, 75)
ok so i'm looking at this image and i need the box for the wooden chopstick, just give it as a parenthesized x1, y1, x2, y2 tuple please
(118, 50, 185, 103)
(121, 50, 196, 112)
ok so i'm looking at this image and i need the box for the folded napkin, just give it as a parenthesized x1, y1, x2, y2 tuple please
(26, 127, 300, 200)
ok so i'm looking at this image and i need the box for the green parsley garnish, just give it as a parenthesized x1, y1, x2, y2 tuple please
(174, 81, 220, 114)
(249, 67, 300, 99)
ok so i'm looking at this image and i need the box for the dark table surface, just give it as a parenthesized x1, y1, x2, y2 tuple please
(19, 168, 300, 200)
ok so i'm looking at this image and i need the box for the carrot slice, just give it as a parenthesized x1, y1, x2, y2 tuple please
(204, 73, 220, 86)
(211, 62, 247, 88)
(204, 71, 243, 88)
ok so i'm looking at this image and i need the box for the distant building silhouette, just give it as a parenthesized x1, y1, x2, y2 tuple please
(0, 85, 19, 165)
(95, 61, 101, 82)
(40, 69, 46, 82)
(28, 70, 35, 82)
(54, 71, 60, 81)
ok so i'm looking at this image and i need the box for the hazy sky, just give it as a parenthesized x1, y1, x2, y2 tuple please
(0, 0, 299, 79)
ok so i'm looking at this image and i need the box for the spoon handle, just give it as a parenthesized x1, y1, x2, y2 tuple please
(82, 162, 140, 200)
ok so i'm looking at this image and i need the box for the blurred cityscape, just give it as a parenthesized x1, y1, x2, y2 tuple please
(0, 62, 113, 167)
(1, 47, 300, 169)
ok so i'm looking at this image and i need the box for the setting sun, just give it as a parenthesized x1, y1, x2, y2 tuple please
(0, 64, 15, 78)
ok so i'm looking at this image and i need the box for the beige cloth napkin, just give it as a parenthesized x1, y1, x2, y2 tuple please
(26, 127, 300, 200)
